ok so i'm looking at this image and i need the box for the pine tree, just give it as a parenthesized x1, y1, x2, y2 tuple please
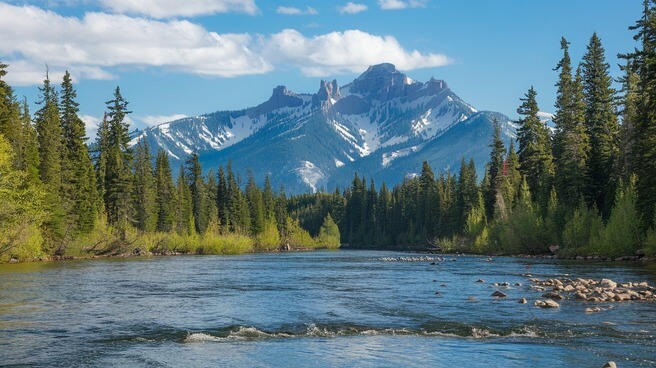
(103, 87, 133, 226)
(34, 69, 66, 244)
(485, 119, 505, 220)
(132, 139, 156, 232)
(618, 59, 640, 180)
(59, 71, 97, 234)
(626, 1, 656, 228)
(19, 99, 40, 183)
(35, 70, 63, 189)
(175, 166, 194, 235)
(216, 165, 229, 232)
(186, 153, 207, 233)
(552, 39, 590, 207)
(245, 171, 265, 235)
(581, 33, 620, 216)
(94, 113, 109, 211)
(0, 63, 29, 173)
(418, 161, 439, 240)
(516, 87, 554, 205)
(154, 149, 175, 232)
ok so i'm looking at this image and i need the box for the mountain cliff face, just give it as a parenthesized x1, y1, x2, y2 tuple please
(132, 63, 515, 193)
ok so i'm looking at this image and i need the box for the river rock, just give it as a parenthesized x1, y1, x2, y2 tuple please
(563, 285, 575, 292)
(534, 299, 560, 308)
(614, 293, 631, 302)
(602, 362, 617, 368)
(492, 290, 507, 298)
(542, 292, 564, 300)
(518, 298, 527, 304)
(600, 279, 617, 289)
(476, 279, 485, 283)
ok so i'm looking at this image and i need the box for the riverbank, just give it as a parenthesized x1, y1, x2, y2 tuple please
(4, 246, 656, 265)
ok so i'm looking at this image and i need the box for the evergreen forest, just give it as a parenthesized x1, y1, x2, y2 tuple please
(3, 4, 656, 262)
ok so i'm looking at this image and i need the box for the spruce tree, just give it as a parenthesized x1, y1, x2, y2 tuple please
(627, 0, 656, 228)
(19, 99, 40, 184)
(217, 165, 229, 231)
(35, 70, 63, 189)
(175, 165, 194, 235)
(185, 153, 207, 233)
(581, 33, 620, 216)
(245, 171, 265, 235)
(0, 63, 26, 171)
(132, 139, 156, 232)
(516, 87, 554, 205)
(553, 39, 590, 207)
(154, 149, 175, 232)
(104, 87, 133, 226)
(485, 119, 505, 220)
(618, 58, 639, 181)
(60, 71, 97, 233)
(35, 70, 66, 244)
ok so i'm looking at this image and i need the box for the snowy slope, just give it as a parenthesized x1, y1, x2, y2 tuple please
(133, 63, 515, 193)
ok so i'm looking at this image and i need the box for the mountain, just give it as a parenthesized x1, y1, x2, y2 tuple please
(132, 63, 516, 193)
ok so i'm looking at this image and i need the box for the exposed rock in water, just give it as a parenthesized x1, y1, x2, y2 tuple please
(534, 299, 560, 308)
(518, 298, 527, 304)
(600, 279, 617, 289)
(475, 279, 485, 283)
(491, 290, 507, 298)
(542, 292, 564, 300)
(602, 362, 617, 368)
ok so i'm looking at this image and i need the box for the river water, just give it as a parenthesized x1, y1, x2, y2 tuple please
(1, 251, 655, 367)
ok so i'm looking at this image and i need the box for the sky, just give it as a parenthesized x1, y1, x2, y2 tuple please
(0, 0, 644, 136)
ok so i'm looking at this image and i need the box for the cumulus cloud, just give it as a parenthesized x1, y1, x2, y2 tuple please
(378, 0, 427, 10)
(276, 6, 318, 15)
(139, 114, 189, 127)
(97, 0, 259, 18)
(263, 29, 451, 76)
(79, 114, 102, 138)
(0, 4, 452, 85)
(0, 3, 272, 86)
(340, 2, 368, 14)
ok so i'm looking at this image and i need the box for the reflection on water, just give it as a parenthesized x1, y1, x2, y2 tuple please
(1, 252, 655, 367)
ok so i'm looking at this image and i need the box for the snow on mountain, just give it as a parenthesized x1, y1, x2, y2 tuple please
(133, 63, 515, 193)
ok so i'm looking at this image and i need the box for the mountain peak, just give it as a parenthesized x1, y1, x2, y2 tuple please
(350, 63, 410, 101)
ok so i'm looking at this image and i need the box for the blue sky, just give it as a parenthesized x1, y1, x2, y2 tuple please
(0, 0, 643, 135)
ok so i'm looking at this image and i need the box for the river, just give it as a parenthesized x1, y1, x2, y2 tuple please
(1, 251, 655, 367)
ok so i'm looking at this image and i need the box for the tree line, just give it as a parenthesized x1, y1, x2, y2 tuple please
(2, 3, 656, 261)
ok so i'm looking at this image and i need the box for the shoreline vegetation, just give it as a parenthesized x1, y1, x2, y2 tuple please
(3, 5, 656, 264)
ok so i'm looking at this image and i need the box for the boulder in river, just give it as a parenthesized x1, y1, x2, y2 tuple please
(542, 291, 564, 300)
(602, 362, 617, 368)
(518, 298, 527, 304)
(600, 279, 617, 289)
(492, 290, 507, 298)
(475, 279, 485, 283)
(534, 299, 560, 308)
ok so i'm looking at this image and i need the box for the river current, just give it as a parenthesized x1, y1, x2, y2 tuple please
(1, 251, 655, 367)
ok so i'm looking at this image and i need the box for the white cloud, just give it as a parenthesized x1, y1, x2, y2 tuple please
(538, 111, 555, 121)
(263, 29, 451, 76)
(340, 2, 368, 14)
(139, 114, 188, 127)
(378, 0, 427, 10)
(0, 3, 272, 86)
(0, 4, 452, 85)
(97, 0, 259, 18)
(276, 6, 318, 15)
(80, 114, 101, 138)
